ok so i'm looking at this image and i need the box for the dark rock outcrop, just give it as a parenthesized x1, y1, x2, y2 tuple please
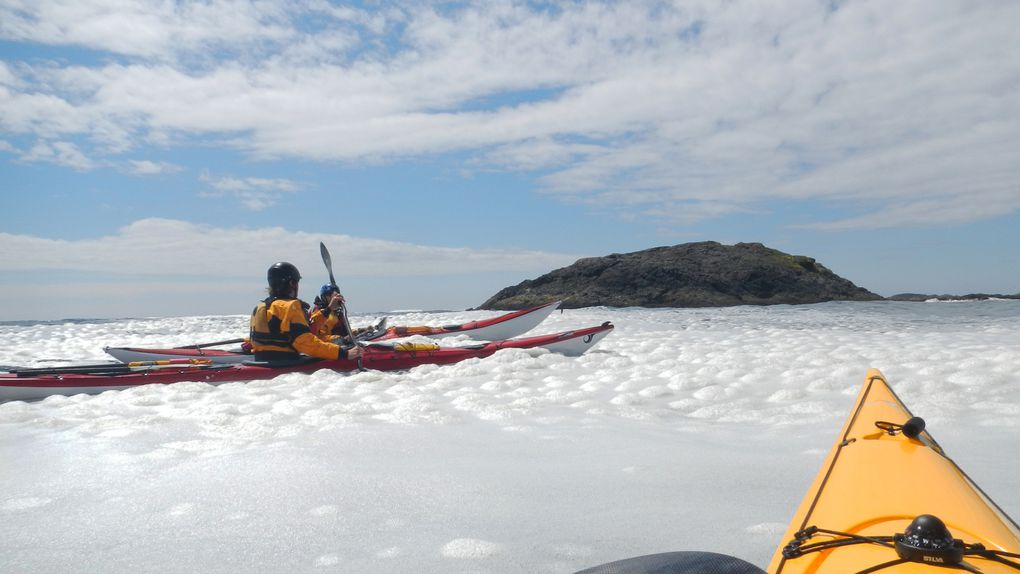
(479, 241, 882, 310)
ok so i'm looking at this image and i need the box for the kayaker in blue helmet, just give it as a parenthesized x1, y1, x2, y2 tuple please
(312, 284, 343, 321)
(250, 262, 362, 362)
(310, 284, 386, 342)
(309, 283, 352, 341)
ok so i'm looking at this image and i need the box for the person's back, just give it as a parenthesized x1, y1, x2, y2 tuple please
(249, 262, 361, 363)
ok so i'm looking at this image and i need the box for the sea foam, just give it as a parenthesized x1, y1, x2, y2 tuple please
(1, 302, 1018, 572)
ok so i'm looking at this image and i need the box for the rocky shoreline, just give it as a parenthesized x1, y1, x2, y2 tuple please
(887, 293, 1020, 302)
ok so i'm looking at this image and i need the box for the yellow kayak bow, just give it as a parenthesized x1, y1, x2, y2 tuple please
(769, 369, 1020, 573)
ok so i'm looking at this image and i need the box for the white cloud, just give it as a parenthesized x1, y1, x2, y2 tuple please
(0, 61, 23, 87)
(796, 192, 1020, 231)
(0, 0, 295, 60)
(1, 1, 1019, 229)
(0, 218, 580, 279)
(19, 140, 95, 170)
(198, 172, 303, 211)
(126, 159, 182, 175)
(477, 138, 607, 172)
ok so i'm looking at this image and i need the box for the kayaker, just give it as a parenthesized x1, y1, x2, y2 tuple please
(310, 284, 358, 342)
(250, 262, 362, 362)
(310, 284, 385, 342)
(312, 284, 341, 316)
(309, 284, 346, 340)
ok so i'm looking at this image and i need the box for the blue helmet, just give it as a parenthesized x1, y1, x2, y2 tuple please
(320, 284, 339, 299)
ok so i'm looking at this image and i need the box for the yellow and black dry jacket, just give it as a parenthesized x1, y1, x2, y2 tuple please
(309, 307, 342, 341)
(250, 297, 347, 361)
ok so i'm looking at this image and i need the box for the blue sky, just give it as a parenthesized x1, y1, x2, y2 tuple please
(1, 0, 1018, 320)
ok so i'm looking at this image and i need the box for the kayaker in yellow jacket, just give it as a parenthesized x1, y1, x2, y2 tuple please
(250, 262, 362, 362)
(309, 284, 349, 342)
(308, 284, 386, 342)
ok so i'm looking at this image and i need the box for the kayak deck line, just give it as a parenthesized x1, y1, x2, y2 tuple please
(792, 373, 890, 536)
(780, 520, 1020, 571)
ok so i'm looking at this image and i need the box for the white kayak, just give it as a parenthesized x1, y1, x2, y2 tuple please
(104, 301, 562, 364)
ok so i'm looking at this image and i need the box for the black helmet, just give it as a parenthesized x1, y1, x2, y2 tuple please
(267, 262, 301, 290)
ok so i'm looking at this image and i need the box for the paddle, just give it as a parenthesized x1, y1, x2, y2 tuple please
(177, 338, 246, 350)
(7, 359, 215, 377)
(319, 241, 357, 345)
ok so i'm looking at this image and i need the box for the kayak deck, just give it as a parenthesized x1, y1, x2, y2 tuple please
(769, 369, 1020, 573)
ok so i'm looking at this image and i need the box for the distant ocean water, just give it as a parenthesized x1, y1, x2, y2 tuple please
(0, 317, 130, 327)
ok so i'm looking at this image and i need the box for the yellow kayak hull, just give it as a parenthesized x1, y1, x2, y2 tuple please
(768, 369, 1020, 573)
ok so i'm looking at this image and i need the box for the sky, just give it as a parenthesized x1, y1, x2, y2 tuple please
(1, 0, 1018, 320)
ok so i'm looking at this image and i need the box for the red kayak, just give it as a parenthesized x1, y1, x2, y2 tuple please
(104, 301, 562, 364)
(1, 323, 612, 402)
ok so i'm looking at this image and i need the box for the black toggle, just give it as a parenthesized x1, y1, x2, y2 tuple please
(875, 416, 926, 438)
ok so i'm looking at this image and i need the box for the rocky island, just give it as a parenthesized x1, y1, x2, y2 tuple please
(480, 241, 882, 310)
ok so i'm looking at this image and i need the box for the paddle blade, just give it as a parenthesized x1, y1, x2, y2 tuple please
(319, 241, 337, 287)
(319, 240, 354, 344)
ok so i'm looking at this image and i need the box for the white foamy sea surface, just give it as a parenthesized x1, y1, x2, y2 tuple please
(2, 302, 1018, 573)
